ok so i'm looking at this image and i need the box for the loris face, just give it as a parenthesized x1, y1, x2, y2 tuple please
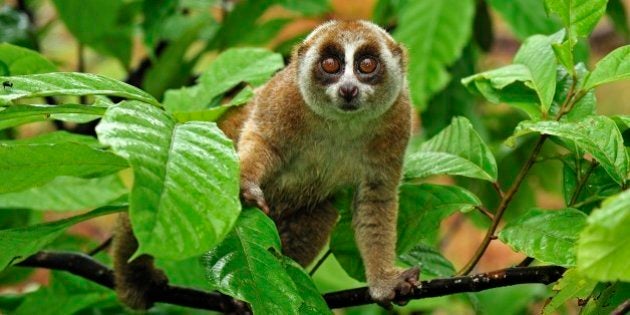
(295, 20, 407, 121)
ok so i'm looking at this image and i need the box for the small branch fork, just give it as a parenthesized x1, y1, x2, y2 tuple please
(16, 251, 566, 312)
(457, 79, 588, 276)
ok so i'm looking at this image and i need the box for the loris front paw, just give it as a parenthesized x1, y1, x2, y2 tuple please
(369, 267, 421, 308)
(240, 181, 270, 214)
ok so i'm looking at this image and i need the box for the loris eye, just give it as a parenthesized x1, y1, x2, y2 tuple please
(321, 57, 340, 74)
(358, 57, 377, 74)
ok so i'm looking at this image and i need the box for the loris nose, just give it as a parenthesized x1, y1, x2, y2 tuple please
(338, 84, 358, 102)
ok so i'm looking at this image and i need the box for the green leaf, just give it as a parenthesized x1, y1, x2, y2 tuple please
(0, 72, 159, 106)
(577, 190, 630, 281)
(172, 86, 254, 123)
(95, 101, 240, 260)
(280, 256, 331, 314)
(0, 43, 57, 75)
(508, 116, 629, 185)
(405, 117, 498, 181)
(52, 0, 133, 66)
(155, 256, 213, 291)
(163, 48, 283, 113)
(394, 0, 475, 109)
(562, 158, 619, 210)
(0, 104, 107, 130)
(0, 6, 34, 49)
(203, 210, 328, 314)
(583, 45, 630, 90)
(513, 33, 562, 113)
(278, 0, 330, 15)
(1, 131, 100, 147)
(461, 64, 540, 118)
(487, 0, 562, 39)
(581, 282, 630, 315)
(399, 243, 455, 278)
(13, 271, 116, 315)
(397, 184, 481, 251)
(0, 175, 127, 212)
(550, 64, 596, 122)
(544, 0, 608, 42)
(542, 268, 597, 315)
(0, 206, 123, 270)
(499, 208, 587, 266)
(607, 0, 630, 39)
(331, 184, 479, 281)
(0, 142, 128, 194)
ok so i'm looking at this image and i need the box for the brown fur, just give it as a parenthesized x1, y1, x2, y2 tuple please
(112, 20, 416, 309)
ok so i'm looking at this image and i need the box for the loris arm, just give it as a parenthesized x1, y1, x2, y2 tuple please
(352, 149, 419, 305)
(237, 126, 284, 214)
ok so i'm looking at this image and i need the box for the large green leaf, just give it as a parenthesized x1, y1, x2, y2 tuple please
(0, 72, 159, 106)
(0, 206, 123, 270)
(397, 184, 481, 252)
(577, 190, 630, 281)
(405, 117, 498, 181)
(51, 0, 133, 66)
(0, 104, 107, 130)
(399, 243, 455, 278)
(508, 116, 629, 185)
(487, 0, 561, 39)
(330, 184, 480, 281)
(0, 43, 57, 75)
(95, 101, 240, 260)
(544, 0, 608, 42)
(499, 208, 587, 266)
(0, 175, 127, 212)
(163, 48, 283, 113)
(583, 45, 630, 90)
(0, 142, 128, 194)
(394, 0, 475, 109)
(562, 157, 619, 210)
(513, 33, 561, 113)
(461, 64, 540, 118)
(172, 86, 254, 123)
(13, 271, 116, 315)
(280, 256, 331, 314)
(542, 268, 597, 315)
(203, 210, 330, 315)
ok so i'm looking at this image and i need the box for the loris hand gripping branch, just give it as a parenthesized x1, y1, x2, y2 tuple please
(113, 20, 419, 310)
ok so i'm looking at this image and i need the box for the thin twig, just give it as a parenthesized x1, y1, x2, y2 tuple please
(492, 182, 505, 199)
(458, 135, 548, 275)
(309, 249, 331, 276)
(15, 251, 566, 311)
(569, 160, 598, 206)
(611, 299, 630, 315)
(516, 257, 534, 267)
(458, 79, 588, 276)
(87, 236, 113, 256)
(475, 205, 495, 221)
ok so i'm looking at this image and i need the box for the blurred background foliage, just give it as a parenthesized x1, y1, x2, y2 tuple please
(0, 0, 629, 314)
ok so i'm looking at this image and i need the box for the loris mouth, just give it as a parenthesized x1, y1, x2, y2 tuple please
(339, 103, 360, 111)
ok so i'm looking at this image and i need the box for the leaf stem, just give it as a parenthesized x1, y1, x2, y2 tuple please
(569, 160, 598, 206)
(475, 205, 495, 221)
(492, 181, 505, 199)
(458, 74, 587, 275)
(458, 135, 548, 275)
(309, 249, 332, 276)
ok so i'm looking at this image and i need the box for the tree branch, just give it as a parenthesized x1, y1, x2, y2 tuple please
(16, 251, 566, 311)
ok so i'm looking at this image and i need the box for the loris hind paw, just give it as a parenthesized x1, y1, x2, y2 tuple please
(369, 267, 421, 308)
(240, 181, 270, 214)
(115, 267, 168, 310)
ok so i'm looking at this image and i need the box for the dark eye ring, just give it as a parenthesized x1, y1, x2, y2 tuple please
(358, 57, 378, 74)
(321, 57, 341, 74)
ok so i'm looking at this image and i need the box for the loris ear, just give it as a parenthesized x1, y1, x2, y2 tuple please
(393, 43, 408, 71)
(291, 42, 308, 64)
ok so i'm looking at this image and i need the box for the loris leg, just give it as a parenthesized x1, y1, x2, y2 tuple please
(112, 213, 168, 310)
(275, 202, 339, 267)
